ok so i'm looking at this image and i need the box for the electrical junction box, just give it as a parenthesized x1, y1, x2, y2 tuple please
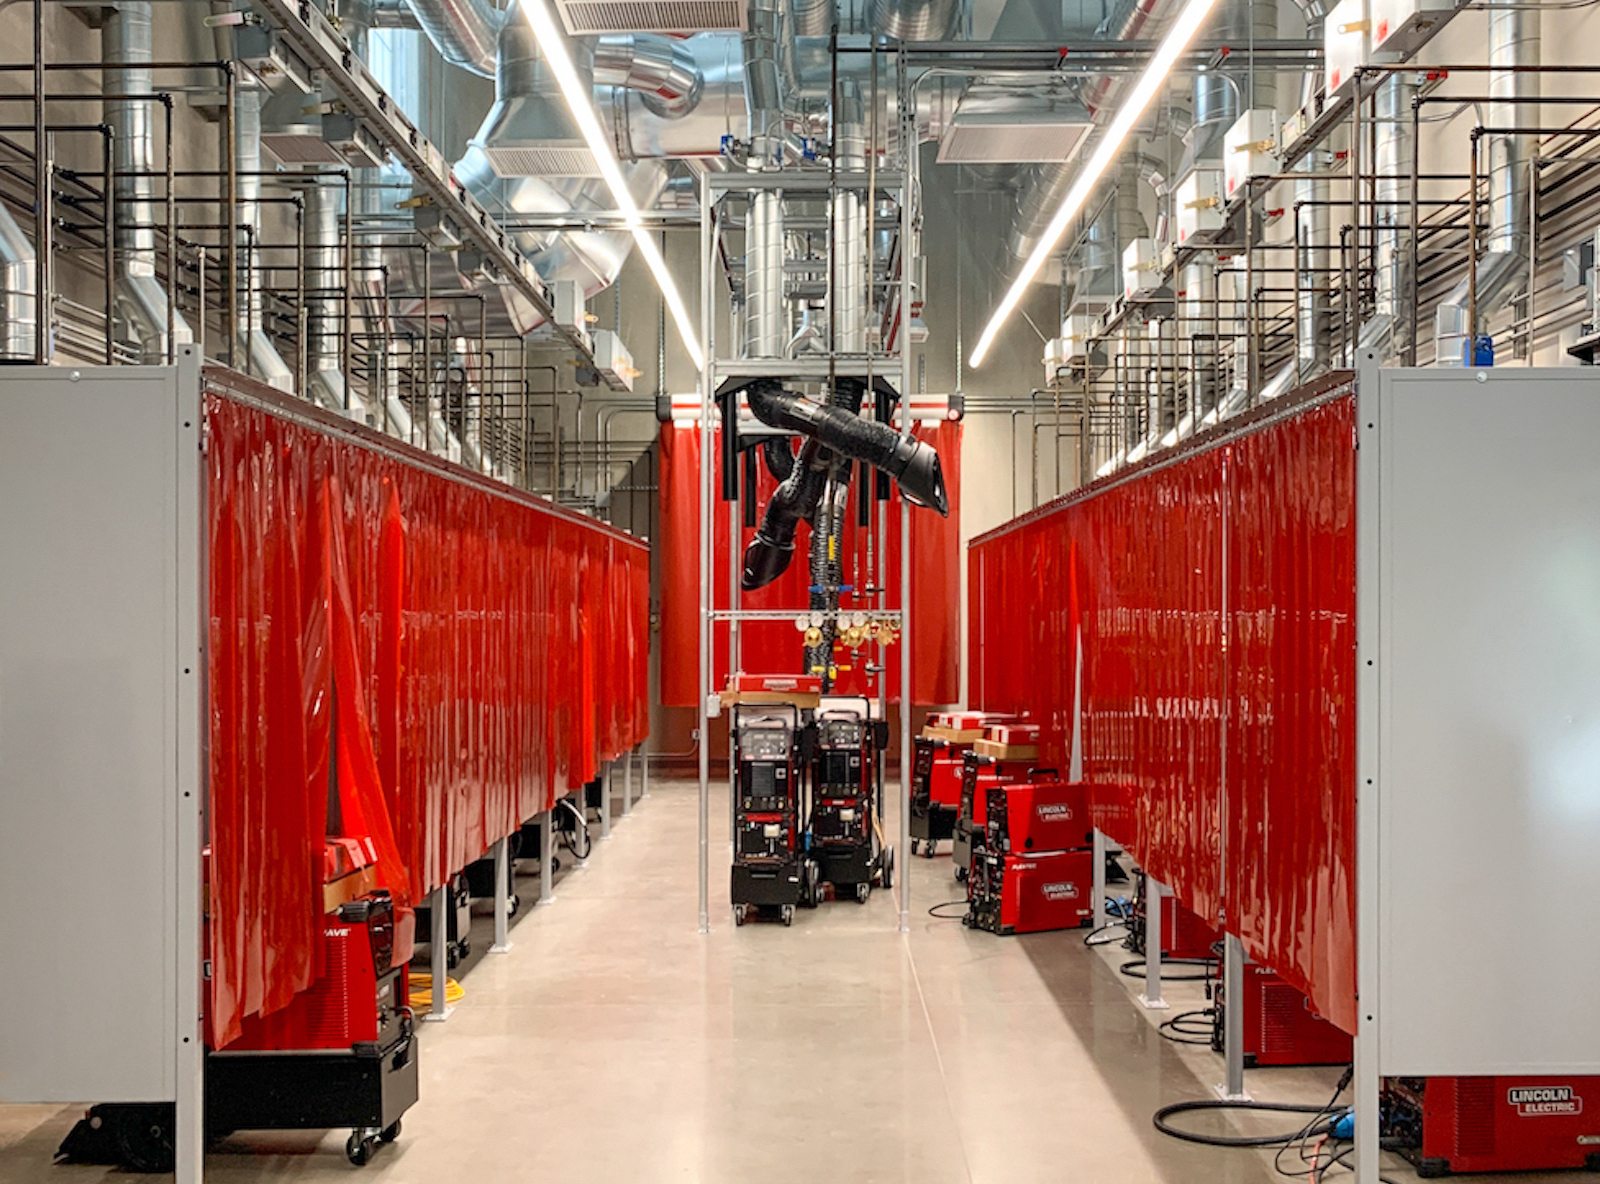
(1060, 315, 1096, 361)
(1175, 168, 1225, 245)
(1324, 0, 1370, 100)
(1225, 109, 1281, 199)
(592, 329, 637, 392)
(1370, 0, 1455, 58)
(1123, 238, 1162, 298)
(552, 281, 592, 354)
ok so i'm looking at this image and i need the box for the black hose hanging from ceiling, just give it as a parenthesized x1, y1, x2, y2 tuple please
(742, 438, 830, 590)
(762, 435, 795, 482)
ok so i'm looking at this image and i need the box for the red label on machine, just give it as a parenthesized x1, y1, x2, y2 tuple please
(1041, 880, 1081, 901)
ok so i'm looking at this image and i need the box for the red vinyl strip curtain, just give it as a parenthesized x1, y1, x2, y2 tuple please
(657, 420, 961, 706)
(206, 383, 648, 1048)
(967, 389, 1356, 1033)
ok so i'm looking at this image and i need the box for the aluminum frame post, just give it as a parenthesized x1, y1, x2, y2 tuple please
(600, 761, 612, 841)
(537, 808, 556, 906)
(571, 792, 589, 867)
(896, 51, 914, 935)
(1139, 876, 1170, 1010)
(1092, 829, 1108, 932)
(642, 747, 650, 798)
(623, 747, 634, 815)
(1216, 934, 1252, 1101)
(490, 835, 512, 953)
(424, 883, 452, 1021)
(697, 170, 713, 935)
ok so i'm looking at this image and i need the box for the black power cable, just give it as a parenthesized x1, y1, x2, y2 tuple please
(927, 900, 968, 919)
(1118, 956, 1216, 982)
(1158, 1007, 1216, 1045)
(1153, 1099, 1340, 1148)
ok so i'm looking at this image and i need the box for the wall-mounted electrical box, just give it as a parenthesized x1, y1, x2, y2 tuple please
(552, 281, 592, 353)
(1061, 315, 1095, 361)
(1175, 168, 1226, 245)
(1370, 0, 1455, 57)
(1225, 109, 1281, 199)
(1123, 238, 1163, 298)
(592, 329, 637, 392)
(1324, 0, 1370, 99)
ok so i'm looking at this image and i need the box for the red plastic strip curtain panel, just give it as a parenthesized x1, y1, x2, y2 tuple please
(657, 420, 961, 706)
(206, 388, 648, 1049)
(966, 391, 1356, 1034)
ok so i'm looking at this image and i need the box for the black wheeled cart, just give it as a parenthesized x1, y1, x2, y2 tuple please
(909, 735, 958, 856)
(730, 705, 813, 925)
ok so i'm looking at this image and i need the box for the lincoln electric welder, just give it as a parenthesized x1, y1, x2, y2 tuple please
(1210, 963, 1352, 1068)
(1382, 1076, 1600, 1175)
(966, 775, 1094, 935)
(808, 704, 892, 902)
(910, 734, 966, 857)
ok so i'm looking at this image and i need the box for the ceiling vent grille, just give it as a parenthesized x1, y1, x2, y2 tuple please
(937, 119, 1091, 164)
(482, 144, 602, 178)
(260, 130, 349, 166)
(555, 0, 745, 33)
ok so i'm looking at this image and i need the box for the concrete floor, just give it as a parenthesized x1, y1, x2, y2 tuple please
(0, 777, 1571, 1183)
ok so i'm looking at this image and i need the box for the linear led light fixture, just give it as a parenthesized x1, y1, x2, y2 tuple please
(968, 0, 1222, 368)
(519, 0, 704, 370)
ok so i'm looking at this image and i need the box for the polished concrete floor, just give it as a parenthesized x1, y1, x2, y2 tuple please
(0, 777, 1568, 1183)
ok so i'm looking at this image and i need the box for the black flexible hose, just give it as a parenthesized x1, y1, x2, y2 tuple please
(762, 435, 795, 482)
(1153, 1100, 1340, 1148)
(1119, 957, 1216, 982)
(928, 900, 969, 919)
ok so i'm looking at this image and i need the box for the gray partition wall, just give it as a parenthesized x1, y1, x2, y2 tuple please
(1354, 362, 1600, 1182)
(0, 353, 204, 1180)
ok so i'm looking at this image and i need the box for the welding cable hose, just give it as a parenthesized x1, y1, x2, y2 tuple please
(1152, 1100, 1341, 1148)
(744, 380, 949, 515)
(742, 439, 832, 589)
(762, 435, 796, 482)
(1118, 956, 1216, 982)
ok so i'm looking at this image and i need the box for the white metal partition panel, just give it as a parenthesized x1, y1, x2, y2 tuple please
(0, 357, 203, 1165)
(1356, 363, 1600, 1180)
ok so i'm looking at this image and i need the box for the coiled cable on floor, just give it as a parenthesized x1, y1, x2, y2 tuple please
(1158, 1007, 1216, 1045)
(410, 973, 465, 1008)
(927, 900, 969, 919)
(1153, 1099, 1340, 1148)
(1118, 956, 1216, 982)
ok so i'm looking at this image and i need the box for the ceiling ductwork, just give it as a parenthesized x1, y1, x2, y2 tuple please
(594, 32, 705, 116)
(868, 0, 960, 41)
(403, 0, 506, 76)
(937, 89, 1093, 164)
(554, 0, 748, 34)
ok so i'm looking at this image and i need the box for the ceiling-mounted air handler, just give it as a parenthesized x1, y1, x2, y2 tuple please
(1175, 168, 1225, 245)
(554, 0, 745, 35)
(1370, 0, 1457, 56)
(1324, 0, 1371, 99)
(1224, 109, 1280, 199)
(1123, 238, 1162, 299)
(936, 96, 1094, 164)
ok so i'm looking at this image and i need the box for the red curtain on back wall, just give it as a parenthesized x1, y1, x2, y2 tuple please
(658, 420, 961, 706)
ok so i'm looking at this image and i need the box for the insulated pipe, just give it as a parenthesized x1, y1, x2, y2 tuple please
(230, 87, 295, 391)
(1435, 3, 1540, 363)
(1361, 72, 1417, 359)
(746, 189, 787, 357)
(594, 33, 705, 117)
(0, 200, 36, 360)
(744, 0, 788, 167)
(791, 0, 834, 35)
(832, 81, 868, 354)
(305, 181, 350, 412)
(869, 0, 960, 40)
(403, 0, 505, 78)
(1293, 0, 1331, 379)
(104, 1, 190, 363)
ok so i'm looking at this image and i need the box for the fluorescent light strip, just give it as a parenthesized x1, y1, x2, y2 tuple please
(519, 0, 705, 370)
(968, 0, 1221, 368)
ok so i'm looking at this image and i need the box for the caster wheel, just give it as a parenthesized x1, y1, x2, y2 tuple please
(781, 905, 794, 927)
(924, 843, 937, 860)
(855, 882, 870, 904)
(803, 861, 822, 907)
(881, 848, 894, 892)
(113, 1105, 175, 1173)
(734, 904, 748, 926)
(909, 839, 921, 856)
(955, 865, 968, 883)
(509, 895, 521, 916)
(346, 1130, 376, 1166)
(379, 1119, 402, 1144)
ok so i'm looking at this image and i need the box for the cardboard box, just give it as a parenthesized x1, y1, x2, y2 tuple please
(924, 725, 985, 743)
(973, 738, 1040, 761)
(935, 711, 1014, 730)
(986, 723, 1041, 746)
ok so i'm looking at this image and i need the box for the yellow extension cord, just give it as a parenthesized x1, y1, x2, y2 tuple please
(409, 972, 465, 1009)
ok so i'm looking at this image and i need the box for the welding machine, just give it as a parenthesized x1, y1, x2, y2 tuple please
(1211, 963, 1352, 1067)
(967, 846, 1096, 934)
(208, 890, 418, 1166)
(910, 735, 966, 857)
(1124, 873, 1221, 961)
(730, 705, 809, 925)
(1382, 1076, 1600, 1176)
(984, 776, 1091, 855)
(808, 705, 892, 902)
(952, 752, 1013, 881)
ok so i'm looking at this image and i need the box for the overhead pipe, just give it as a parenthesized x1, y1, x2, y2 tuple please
(791, 0, 834, 36)
(402, 0, 505, 78)
(831, 79, 868, 353)
(1292, 0, 1331, 379)
(229, 86, 295, 391)
(595, 33, 705, 117)
(0, 200, 36, 360)
(1360, 72, 1417, 359)
(104, 1, 191, 363)
(1434, 3, 1540, 364)
(305, 181, 351, 411)
(868, 0, 960, 41)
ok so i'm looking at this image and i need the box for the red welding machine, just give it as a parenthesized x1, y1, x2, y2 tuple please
(985, 778, 1093, 855)
(1214, 964, 1352, 1067)
(968, 847, 1095, 935)
(1383, 1076, 1600, 1176)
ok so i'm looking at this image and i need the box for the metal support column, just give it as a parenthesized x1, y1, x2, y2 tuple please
(571, 793, 588, 867)
(424, 883, 452, 1021)
(490, 835, 512, 954)
(897, 50, 913, 934)
(538, 808, 556, 906)
(697, 171, 713, 935)
(642, 747, 650, 798)
(623, 747, 634, 816)
(1216, 934, 1251, 1101)
(1139, 877, 1170, 1010)
(600, 761, 612, 841)
(1092, 829, 1108, 932)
